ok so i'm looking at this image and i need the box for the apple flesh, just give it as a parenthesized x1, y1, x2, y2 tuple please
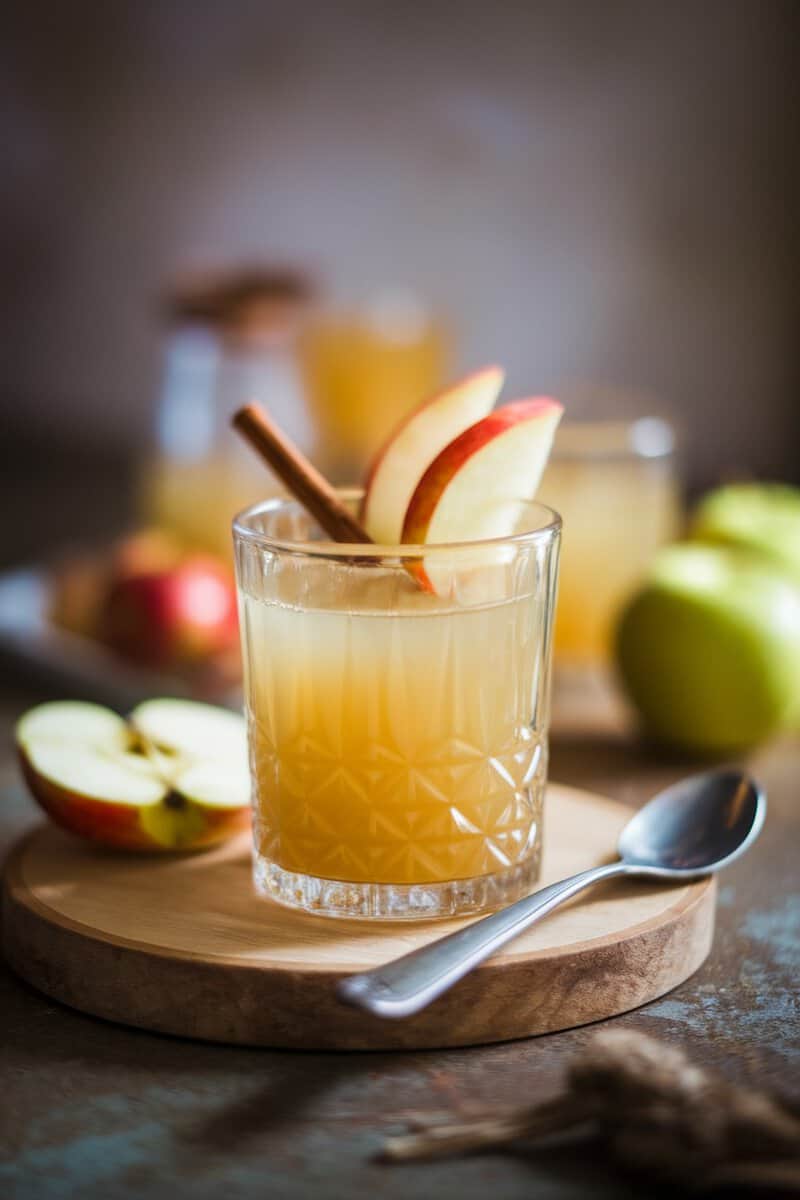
(129, 697, 247, 762)
(616, 543, 800, 754)
(361, 366, 504, 544)
(401, 397, 563, 592)
(99, 554, 238, 669)
(16, 699, 250, 851)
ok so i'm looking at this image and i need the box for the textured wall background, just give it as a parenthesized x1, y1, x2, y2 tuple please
(2, 0, 798, 488)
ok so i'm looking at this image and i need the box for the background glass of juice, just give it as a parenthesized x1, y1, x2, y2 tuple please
(538, 417, 680, 666)
(299, 292, 449, 482)
(233, 493, 561, 920)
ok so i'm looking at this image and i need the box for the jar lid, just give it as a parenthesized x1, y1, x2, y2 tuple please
(162, 266, 315, 345)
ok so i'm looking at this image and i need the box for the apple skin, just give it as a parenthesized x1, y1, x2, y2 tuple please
(100, 555, 238, 669)
(18, 749, 250, 850)
(16, 699, 251, 852)
(616, 543, 800, 755)
(137, 797, 250, 851)
(18, 750, 156, 848)
(360, 365, 504, 543)
(690, 483, 800, 582)
(402, 397, 563, 543)
(50, 528, 184, 637)
(400, 396, 562, 592)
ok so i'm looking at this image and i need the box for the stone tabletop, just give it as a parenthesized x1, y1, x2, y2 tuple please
(1, 677, 797, 1200)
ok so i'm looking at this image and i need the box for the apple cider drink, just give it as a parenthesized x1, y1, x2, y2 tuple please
(234, 493, 560, 919)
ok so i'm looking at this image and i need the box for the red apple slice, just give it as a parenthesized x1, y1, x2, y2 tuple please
(361, 366, 504, 544)
(16, 699, 250, 851)
(402, 397, 563, 592)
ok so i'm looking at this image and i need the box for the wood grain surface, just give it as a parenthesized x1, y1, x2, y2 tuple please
(2, 782, 715, 1050)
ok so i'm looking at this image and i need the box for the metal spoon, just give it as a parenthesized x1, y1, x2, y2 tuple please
(337, 769, 765, 1019)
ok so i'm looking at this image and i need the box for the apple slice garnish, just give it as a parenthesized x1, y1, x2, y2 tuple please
(360, 366, 504, 544)
(16, 699, 250, 851)
(401, 397, 563, 592)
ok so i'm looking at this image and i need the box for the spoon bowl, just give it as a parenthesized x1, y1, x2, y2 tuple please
(618, 769, 766, 878)
(339, 769, 766, 1019)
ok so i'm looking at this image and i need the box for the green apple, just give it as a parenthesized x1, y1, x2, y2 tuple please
(616, 543, 800, 754)
(690, 483, 800, 582)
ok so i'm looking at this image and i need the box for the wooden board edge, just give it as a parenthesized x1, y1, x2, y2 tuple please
(2, 837, 717, 1051)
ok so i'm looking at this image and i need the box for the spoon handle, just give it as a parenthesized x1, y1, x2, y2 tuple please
(337, 861, 630, 1018)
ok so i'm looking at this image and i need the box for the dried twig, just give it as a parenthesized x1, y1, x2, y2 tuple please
(379, 1031, 800, 1192)
(380, 1095, 592, 1163)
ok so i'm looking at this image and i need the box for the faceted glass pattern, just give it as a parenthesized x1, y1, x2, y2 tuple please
(234, 493, 560, 920)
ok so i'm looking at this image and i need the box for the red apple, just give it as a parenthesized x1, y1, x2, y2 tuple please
(360, 366, 504, 544)
(50, 528, 183, 638)
(100, 554, 238, 669)
(16, 699, 250, 851)
(402, 397, 563, 592)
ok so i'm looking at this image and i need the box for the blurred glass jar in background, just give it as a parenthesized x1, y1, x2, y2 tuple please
(538, 411, 681, 667)
(299, 289, 449, 481)
(140, 268, 314, 559)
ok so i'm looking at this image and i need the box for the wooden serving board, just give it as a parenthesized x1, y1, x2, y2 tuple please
(2, 784, 715, 1050)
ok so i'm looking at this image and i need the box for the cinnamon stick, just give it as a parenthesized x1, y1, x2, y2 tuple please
(232, 403, 373, 544)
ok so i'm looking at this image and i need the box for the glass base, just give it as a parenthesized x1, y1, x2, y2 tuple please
(253, 848, 542, 921)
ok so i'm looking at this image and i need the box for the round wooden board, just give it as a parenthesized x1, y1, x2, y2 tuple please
(2, 783, 715, 1050)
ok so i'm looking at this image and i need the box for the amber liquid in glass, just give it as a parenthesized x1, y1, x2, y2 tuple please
(241, 569, 545, 889)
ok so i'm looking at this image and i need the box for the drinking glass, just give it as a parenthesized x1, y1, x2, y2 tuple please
(299, 292, 448, 481)
(538, 418, 680, 666)
(233, 492, 561, 920)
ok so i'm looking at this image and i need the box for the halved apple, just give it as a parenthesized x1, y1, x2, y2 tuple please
(130, 697, 246, 763)
(360, 366, 504, 544)
(401, 397, 563, 592)
(16, 699, 250, 851)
